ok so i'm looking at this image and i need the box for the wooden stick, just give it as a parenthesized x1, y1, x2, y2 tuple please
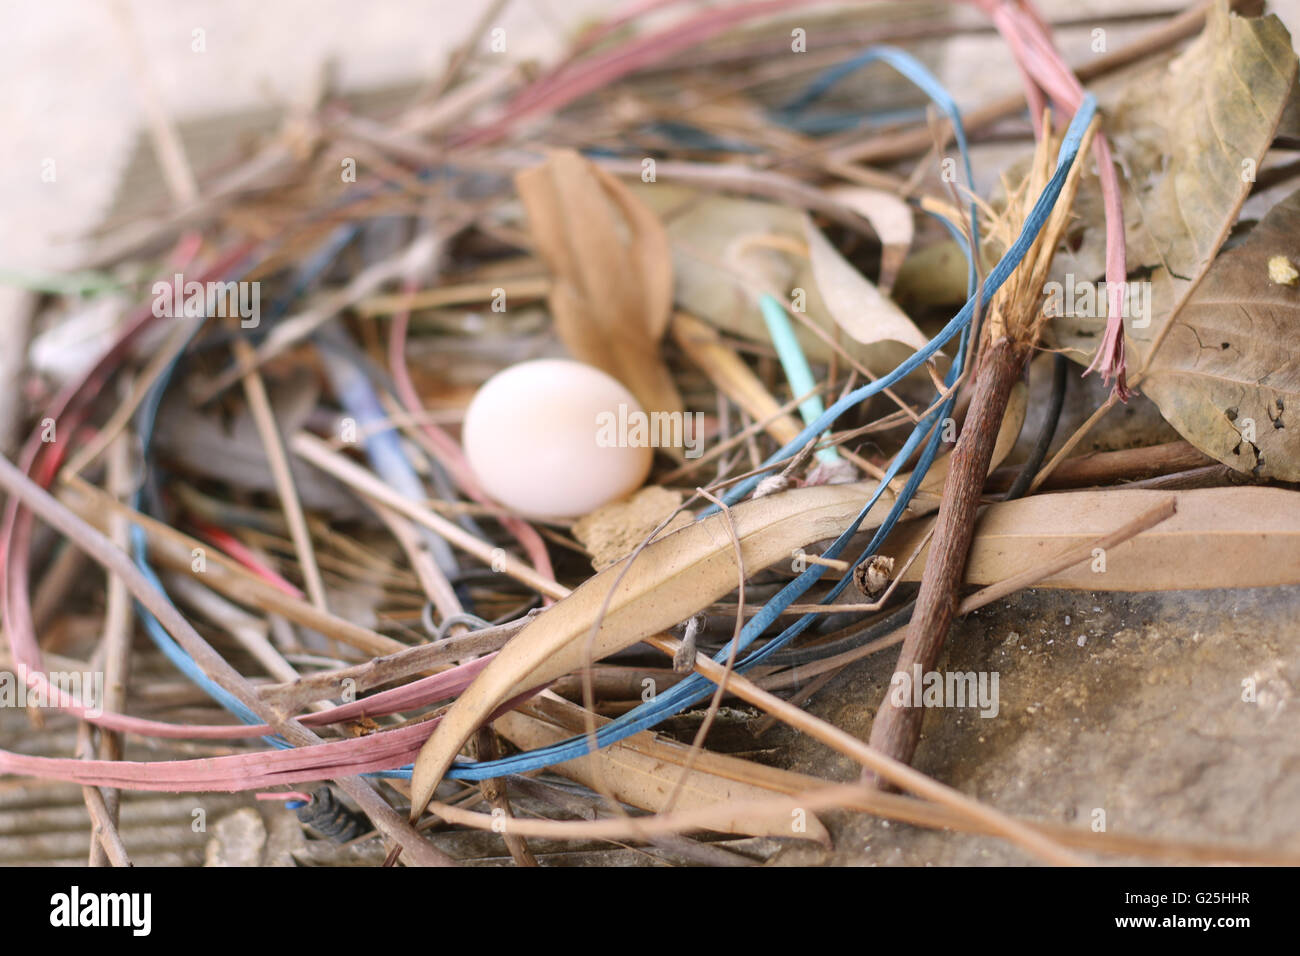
(356, 276, 550, 318)
(233, 337, 331, 614)
(867, 337, 1028, 780)
(471, 726, 538, 867)
(799, 554, 850, 571)
(259, 619, 526, 713)
(76, 721, 132, 868)
(986, 439, 1215, 492)
(88, 436, 135, 865)
(106, 0, 198, 204)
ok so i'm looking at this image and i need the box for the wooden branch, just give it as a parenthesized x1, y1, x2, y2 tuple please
(866, 337, 1028, 781)
(986, 439, 1215, 492)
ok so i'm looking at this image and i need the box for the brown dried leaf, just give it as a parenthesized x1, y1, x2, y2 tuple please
(649, 188, 919, 373)
(515, 150, 683, 421)
(495, 696, 830, 843)
(892, 239, 971, 310)
(801, 213, 929, 352)
(825, 185, 914, 295)
(1049, 2, 1298, 370)
(408, 390, 1029, 812)
(1141, 190, 1300, 479)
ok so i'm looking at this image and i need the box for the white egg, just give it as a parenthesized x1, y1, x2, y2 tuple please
(462, 359, 653, 520)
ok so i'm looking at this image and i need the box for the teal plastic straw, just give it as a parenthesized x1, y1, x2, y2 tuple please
(757, 293, 840, 465)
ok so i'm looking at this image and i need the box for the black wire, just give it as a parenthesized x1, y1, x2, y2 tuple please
(756, 353, 1071, 668)
(755, 600, 916, 667)
(421, 566, 542, 639)
(1004, 352, 1069, 501)
(296, 786, 369, 842)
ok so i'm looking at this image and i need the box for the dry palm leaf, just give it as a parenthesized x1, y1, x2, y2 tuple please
(881, 486, 1300, 591)
(494, 696, 830, 842)
(515, 149, 683, 422)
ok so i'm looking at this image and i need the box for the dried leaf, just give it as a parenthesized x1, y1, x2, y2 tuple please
(892, 238, 972, 309)
(572, 485, 693, 571)
(1048, 2, 1298, 369)
(154, 367, 364, 515)
(408, 390, 1028, 811)
(515, 150, 684, 421)
(645, 188, 920, 373)
(495, 696, 829, 842)
(801, 213, 929, 352)
(882, 487, 1300, 590)
(826, 185, 914, 295)
(1141, 190, 1300, 479)
(409, 482, 883, 811)
(1277, 74, 1300, 144)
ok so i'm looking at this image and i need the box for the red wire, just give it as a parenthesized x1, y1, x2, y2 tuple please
(187, 518, 306, 599)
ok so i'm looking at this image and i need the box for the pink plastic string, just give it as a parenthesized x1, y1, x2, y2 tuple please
(976, 0, 1131, 398)
(454, 0, 818, 147)
(0, 239, 505, 783)
(0, 685, 542, 792)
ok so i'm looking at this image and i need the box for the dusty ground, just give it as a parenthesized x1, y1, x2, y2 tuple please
(766, 583, 1300, 864)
